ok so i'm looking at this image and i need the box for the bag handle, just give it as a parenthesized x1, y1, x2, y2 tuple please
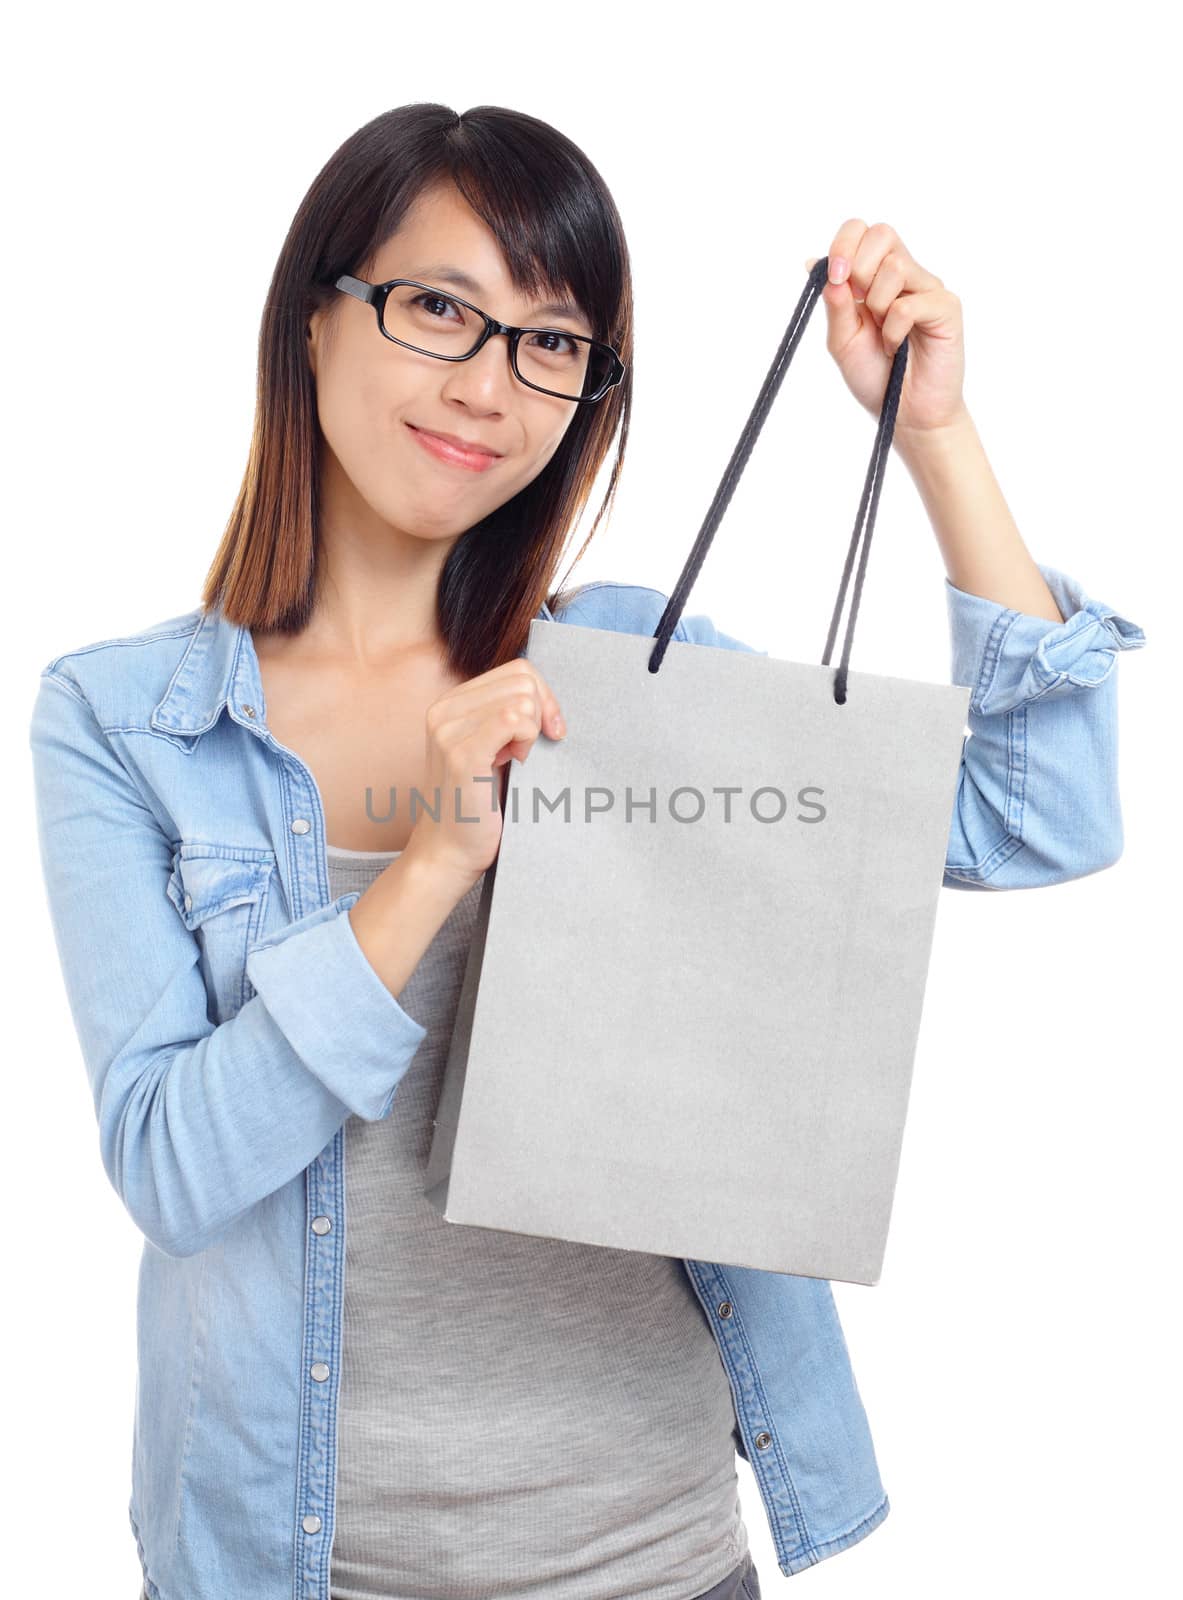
(648, 257, 910, 705)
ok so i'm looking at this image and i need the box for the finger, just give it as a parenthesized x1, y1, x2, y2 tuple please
(845, 221, 897, 305)
(437, 688, 542, 754)
(487, 660, 565, 739)
(849, 224, 942, 314)
(861, 249, 910, 329)
(804, 251, 862, 350)
(880, 286, 959, 357)
(822, 216, 870, 291)
(429, 670, 537, 727)
(864, 257, 943, 333)
(431, 665, 565, 741)
(801, 219, 869, 351)
(467, 701, 543, 769)
(804, 252, 853, 287)
(523, 664, 566, 739)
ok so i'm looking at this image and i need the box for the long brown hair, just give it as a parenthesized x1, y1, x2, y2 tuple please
(201, 102, 634, 679)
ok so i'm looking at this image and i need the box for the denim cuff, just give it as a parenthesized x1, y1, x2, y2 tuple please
(245, 893, 428, 1121)
(946, 562, 1147, 717)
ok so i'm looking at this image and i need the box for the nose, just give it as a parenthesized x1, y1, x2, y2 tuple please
(445, 329, 519, 403)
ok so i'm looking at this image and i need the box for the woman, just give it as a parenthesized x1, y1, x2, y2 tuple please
(29, 104, 1145, 1600)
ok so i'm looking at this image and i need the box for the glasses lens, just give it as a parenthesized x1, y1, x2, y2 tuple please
(382, 284, 616, 400)
(382, 283, 485, 358)
(515, 328, 617, 400)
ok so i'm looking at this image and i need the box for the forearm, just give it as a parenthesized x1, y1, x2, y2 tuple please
(348, 847, 477, 999)
(893, 407, 1065, 623)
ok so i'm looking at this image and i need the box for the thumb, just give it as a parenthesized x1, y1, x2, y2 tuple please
(805, 255, 862, 353)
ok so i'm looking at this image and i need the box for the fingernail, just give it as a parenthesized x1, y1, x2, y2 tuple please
(553, 713, 566, 738)
(829, 256, 849, 284)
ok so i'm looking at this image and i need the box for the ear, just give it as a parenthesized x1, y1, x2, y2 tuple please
(306, 308, 322, 378)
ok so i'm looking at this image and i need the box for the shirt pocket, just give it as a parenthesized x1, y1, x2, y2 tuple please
(166, 843, 276, 1024)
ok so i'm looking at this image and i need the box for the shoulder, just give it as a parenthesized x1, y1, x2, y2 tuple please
(36, 606, 204, 726)
(550, 579, 668, 634)
(551, 579, 767, 655)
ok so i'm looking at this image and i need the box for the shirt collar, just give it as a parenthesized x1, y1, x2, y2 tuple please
(151, 594, 556, 738)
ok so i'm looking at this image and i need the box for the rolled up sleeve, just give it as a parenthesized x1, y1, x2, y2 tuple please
(246, 899, 427, 1122)
(942, 562, 1147, 889)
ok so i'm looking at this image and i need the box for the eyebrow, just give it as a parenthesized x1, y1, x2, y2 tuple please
(406, 263, 588, 327)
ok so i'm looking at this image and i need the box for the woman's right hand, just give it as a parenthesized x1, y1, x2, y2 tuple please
(402, 659, 566, 889)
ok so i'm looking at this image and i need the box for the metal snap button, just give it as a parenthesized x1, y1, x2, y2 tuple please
(310, 1362, 330, 1382)
(302, 1514, 322, 1534)
(291, 818, 311, 835)
(311, 1216, 332, 1235)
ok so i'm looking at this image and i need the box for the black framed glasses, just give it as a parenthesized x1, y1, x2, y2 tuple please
(334, 275, 626, 404)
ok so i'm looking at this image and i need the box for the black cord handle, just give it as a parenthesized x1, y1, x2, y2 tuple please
(647, 256, 910, 705)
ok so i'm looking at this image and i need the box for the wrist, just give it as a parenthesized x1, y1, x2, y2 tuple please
(892, 404, 977, 466)
(400, 835, 484, 904)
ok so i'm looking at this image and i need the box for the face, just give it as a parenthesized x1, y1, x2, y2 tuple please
(306, 181, 587, 547)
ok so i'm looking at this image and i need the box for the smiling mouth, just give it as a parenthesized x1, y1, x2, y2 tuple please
(406, 423, 503, 471)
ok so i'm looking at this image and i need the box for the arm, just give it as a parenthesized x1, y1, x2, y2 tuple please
(893, 406, 1069, 622)
(29, 669, 436, 1259)
(892, 410, 1147, 887)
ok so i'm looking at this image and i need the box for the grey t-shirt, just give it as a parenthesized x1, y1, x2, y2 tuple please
(326, 844, 748, 1600)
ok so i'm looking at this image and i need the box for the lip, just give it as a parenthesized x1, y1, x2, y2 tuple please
(407, 423, 503, 471)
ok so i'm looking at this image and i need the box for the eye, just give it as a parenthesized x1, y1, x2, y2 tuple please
(527, 331, 579, 355)
(411, 291, 463, 322)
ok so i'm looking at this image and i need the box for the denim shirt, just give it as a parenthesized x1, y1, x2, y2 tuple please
(28, 564, 1145, 1598)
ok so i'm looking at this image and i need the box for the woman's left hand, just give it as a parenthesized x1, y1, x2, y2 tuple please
(806, 220, 968, 438)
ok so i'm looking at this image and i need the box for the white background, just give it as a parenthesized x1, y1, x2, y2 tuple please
(6, 3, 1178, 1597)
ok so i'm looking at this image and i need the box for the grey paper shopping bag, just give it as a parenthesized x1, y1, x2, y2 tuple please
(425, 258, 971, 1286)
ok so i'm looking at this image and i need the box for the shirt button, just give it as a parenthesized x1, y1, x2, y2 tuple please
(184, 893, 193, 912)
(717, 1301, 733, 1318)
(241, 704, 256, 719)
(311, 1216, 332, 1235)
(291, 818, 312, 835)
(310, 1362, 330, 1382)
(302, 1514, 322, 1535)
(754, 1431, 772, 1450)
